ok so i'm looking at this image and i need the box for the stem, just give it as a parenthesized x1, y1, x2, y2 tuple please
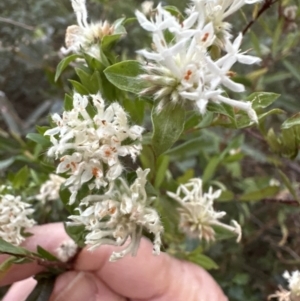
(0, 17, 35, 31)
(242, 0, 279, 35)
(2, 252, 74, 270)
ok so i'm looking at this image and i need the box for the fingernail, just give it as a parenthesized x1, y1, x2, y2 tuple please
(52, 272, 97, 301)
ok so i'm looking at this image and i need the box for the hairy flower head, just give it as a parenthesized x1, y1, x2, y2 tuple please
(0, 194, 35, 245)
(45, 92, 144, 204)
(268, 270, 300, 301)
(136, 2, 259, 122)
(68, 168, 163, 261)
(167, 178, 241, 242)
(61, 0, 118, 58)
(36, 174, 66, 203)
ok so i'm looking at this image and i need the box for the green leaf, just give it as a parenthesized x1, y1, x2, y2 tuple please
(177, 169, 195, 184)
(278, 169, 299, 202)
(151, 103, 185, 157)
(140, 144, 156, 180)
(198, 112, 214, 128)
(247, 92, 280, 109)
(68, 80, 90, 95)
(83, 52, 105, 71)
(75, 68, 101, 94)
(13, 165, 29, 189)
(0, 157, 15, 170)
(258, 108, 285, 121)
(218, 190, 234, 202)
(64, 93, 73, 111)
(104, 60, 148, 94)
(187, 249, 218, 270)
(0, 237, 30, 255)
(102, 34, 124, 49)
(164, 5, 184, 19)
(55, 54, 81, 82)
(266, 128, 281, 152)
(207, 102, 235, 119)
(240, 186, 280, 201)
(26, 133, 51, 147)
(37, 246, 59, 261)
(202, 156, 220, 184)
(122, 98, 145, 125)
(281, 113, 300, 129)
(283, 60, 300, 82)
(154, 155, 170, 189)
(166, 136, 204, 159)
(64, 224, 86, 248)
(25, 277, 56, 301)
(0, 256, 17, 279)
(59, 185, 77, 214)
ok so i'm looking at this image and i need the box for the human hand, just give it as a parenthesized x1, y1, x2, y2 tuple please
(1, 223, 228, 301)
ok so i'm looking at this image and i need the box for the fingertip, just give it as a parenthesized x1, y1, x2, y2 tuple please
(2, 277, 37, 301)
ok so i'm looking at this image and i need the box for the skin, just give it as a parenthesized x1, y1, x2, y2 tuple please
(0, 223, 228, 301)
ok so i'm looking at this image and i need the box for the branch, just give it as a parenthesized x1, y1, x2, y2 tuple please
(2, 251, 73, 270)
(263, 198, 299, 206)
(0, 17, 35, 31)
(242, 0, 279, 35)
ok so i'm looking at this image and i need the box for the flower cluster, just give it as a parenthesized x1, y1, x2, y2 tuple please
(269, 270, 300, 301)
(61, 0, 116, 58)
(36, 174, 66, 203)
(68, 168, 163, 261)
(45, 92, 143, 204)
(136, 0, 261, 121)
(167, 178, 241, 242)
(0, 194, 35, 246)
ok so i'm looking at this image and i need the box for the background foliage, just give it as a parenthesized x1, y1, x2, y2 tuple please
(1, 0, 300, 300)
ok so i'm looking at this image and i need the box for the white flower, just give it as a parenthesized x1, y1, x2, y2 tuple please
(284, 271, 300, 298)
(190, 0, 262, 45)
(56, 240, 78, 262)
(68, 168, 163, 261)
(167, 178, 242, 242)
(136, 4, 259, 123)
(36, 174, 66, 203)
(45, 92, 144, 204)
(268, 271, 300, 301)
(0, 194, 35, 246)
(61, 0, 116, 58)
(141, 1, 154, 15)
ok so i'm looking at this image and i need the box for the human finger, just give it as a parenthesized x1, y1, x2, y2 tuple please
(2, 277, 37, 301)
(0, 223, 71, 286)
(49, 271, 126, 301)
(74, 239, 228, 301)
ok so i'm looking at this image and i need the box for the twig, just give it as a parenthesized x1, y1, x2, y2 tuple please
(263, 198, 299, 206)
(0, 91, 23, 134)
(0, 17, 35, 31)
(244, 128, 266, 143)
(2, 251, 73, 270)
(242, 0, 279, 35)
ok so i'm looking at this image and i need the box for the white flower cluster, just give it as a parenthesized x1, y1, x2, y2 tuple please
(36, 174, 66, 203)
(61, 0, 116, 58)
(269, 270, 300, 301)
(0, 194, 35, 246)
(45, 92, 143, 204)
(68, 168, 163, 261)
(136, 0, 261, 122)
(167, 178, 241, 242)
